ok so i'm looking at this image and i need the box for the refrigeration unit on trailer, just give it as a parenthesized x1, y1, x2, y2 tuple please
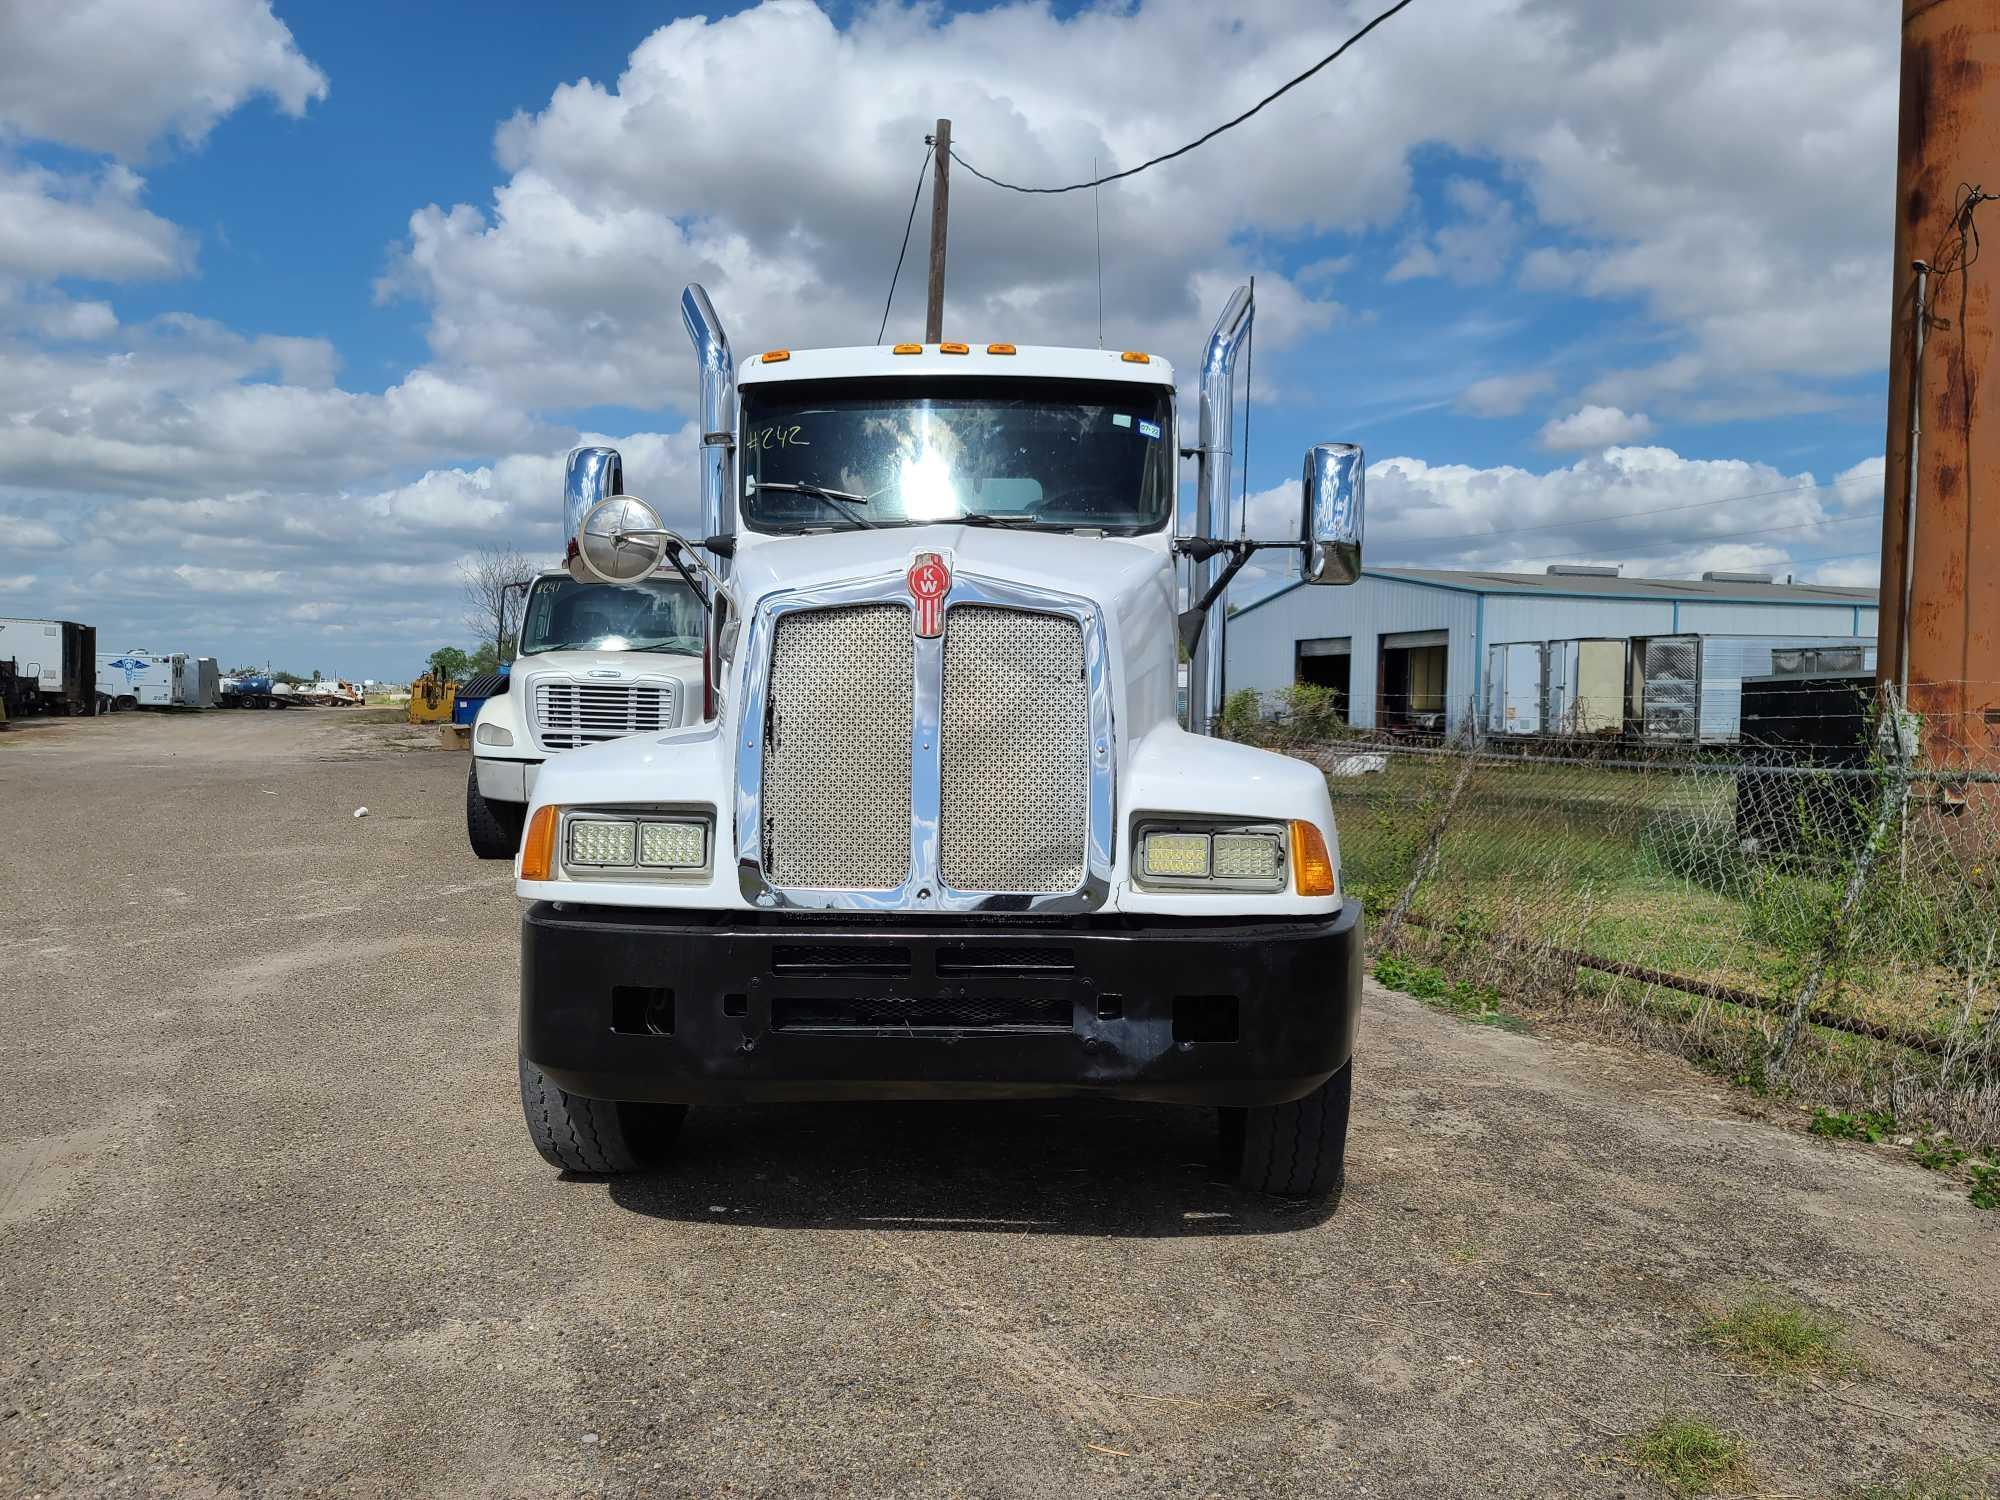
(0, 618, 97, 715)
(1627, 634, 1877, 745)
(1483, 641, 1546, 736)
(506, 282, 1367, 1199)
(465, 563, 707, 859)
(1546, 637, 1628, 737)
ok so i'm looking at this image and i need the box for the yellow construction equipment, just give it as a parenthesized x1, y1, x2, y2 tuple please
(406, 673, 458, 724)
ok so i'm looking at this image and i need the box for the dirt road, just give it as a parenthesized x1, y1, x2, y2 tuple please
(1, 712, 1993, 1496)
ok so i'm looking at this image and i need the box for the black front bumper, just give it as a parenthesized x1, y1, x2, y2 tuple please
(520, 900, 1362, 1106)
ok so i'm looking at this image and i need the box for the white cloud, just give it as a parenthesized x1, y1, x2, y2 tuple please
(0, 160, 191, 282)
(1386, 178, 1521, 287)
(1457, 371, 1555, 418)
(0, 0, 327, 158)
(1539, 404, 1654, 450)
(0, 574, 35, 593)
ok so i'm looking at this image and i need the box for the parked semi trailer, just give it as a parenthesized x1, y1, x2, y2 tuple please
(0, 618, 97, 715)
(1628, 634, 1876, 746)
(509, 283, 1366, 1198)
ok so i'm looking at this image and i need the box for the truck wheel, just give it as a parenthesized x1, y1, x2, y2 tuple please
(465, 765, 526, 859)
(518, 1058, 685, 1173)
(1220, 1061, 1352, 1199)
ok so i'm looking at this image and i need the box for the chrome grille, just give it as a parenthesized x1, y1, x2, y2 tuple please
(762, 605, 913, 890)
(940, 607, 1089, 894)
(532, 680, 677, 751)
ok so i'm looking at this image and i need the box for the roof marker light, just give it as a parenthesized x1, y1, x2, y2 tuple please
(986, 343, 1016, 355)
(760, 349, 790, 363)
(939, 341, 969, 355)
(1120, 351, 1150, 364)
(892, 343, 922, 355)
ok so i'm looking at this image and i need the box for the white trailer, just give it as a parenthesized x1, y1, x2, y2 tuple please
(1545, 637, 1628, 736)
(1483, 641, 1545, 736)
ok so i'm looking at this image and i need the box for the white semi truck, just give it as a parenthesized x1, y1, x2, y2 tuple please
(513, 285, 1366, 1197)
(465, 553, 706, 858)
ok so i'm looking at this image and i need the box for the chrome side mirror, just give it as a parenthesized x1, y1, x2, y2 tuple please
(563, 445, 623, 546)
(1302, 442, 1364, 585)
(572, 492, 722, 606)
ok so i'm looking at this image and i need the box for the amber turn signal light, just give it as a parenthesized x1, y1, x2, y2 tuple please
(521, 805, 559, 880)
(1289, 820, 1336, 897)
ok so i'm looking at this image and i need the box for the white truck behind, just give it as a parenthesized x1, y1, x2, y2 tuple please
(465, 556, 706, 858)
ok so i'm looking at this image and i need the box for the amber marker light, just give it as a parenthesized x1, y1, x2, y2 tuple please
(939, 341, 969, 354)
(986, 342, 1016, 355)
(759, 349, 790, 363)
(1120, 350, 1150, 364)
(892, 343, 922, 355)
(1289, 820, 1336, 897)
(521, 805, 559, 881)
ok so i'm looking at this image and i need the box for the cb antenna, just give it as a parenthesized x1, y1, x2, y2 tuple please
(1093, 156, 1104, 350)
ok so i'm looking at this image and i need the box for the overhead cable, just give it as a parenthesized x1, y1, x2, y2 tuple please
(949, 0, 1418, 196)
(876, 143, 934, 344)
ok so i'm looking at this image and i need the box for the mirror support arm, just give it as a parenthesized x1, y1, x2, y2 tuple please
(1171, 537, 1308, 657)
(610, 528, 722, 609)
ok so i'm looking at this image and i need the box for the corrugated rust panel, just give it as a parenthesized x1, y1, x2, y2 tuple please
(1881, 0, 2000, 768)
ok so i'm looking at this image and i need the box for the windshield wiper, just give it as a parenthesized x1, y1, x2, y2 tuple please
(751, 479, 875, 529)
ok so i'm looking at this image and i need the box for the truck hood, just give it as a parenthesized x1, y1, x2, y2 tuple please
(509, 648, 703, 684)
(728, 525, 1170, 609)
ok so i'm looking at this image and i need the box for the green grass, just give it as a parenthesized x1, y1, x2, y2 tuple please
(1696, 1295, 1862, 1382)
(1970, 1160, 2000, 1211)
(1856, 1459, 1994, 1500)
(1626, 1416, 1751, 1496)
(1811, 1107, 1897, 1144)
(1373, 955, 1527, 1031)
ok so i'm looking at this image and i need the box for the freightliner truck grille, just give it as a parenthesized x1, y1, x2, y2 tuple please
(759, 603, 1089, 895)
(532, 680, 677, 751)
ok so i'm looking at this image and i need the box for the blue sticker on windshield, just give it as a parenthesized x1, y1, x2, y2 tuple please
(1138, 419, 1162, 441)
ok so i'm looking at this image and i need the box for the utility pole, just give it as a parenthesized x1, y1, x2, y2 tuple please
(925, 118, 951, 343)
(1878, 0, 1999, 771)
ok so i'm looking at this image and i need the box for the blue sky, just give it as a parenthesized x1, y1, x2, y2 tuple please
(0, 0, 1898, 677)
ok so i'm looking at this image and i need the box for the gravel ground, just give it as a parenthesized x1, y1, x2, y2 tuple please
(1, 710, 1994, 1498)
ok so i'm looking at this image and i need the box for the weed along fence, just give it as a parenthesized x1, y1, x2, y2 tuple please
(1229, 688, 2000, 1147)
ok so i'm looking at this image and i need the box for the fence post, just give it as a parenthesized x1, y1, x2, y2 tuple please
(1769, 688, 1913, 1074)
(1378, 719, 1482, 948)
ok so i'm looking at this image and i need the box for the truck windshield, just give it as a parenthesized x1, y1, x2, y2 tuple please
(518, 576, 703, 656)
(739, 377, 1174, 534)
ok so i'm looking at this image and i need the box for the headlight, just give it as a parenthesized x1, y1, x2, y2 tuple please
(1135, 821, 1288, 892)
(559, 809, 712, 879)
(475, 722, 513, 747)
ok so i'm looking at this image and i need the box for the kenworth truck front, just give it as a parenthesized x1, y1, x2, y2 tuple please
(514, 284, 1366, 1197)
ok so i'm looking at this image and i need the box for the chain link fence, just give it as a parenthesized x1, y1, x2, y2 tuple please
(1230, 685, 2000, 1147)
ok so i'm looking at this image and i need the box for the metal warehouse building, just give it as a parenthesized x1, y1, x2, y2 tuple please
(1223, 567, 1881, 734)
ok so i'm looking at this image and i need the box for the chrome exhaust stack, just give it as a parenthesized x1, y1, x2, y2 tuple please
(1188, 284, 1252, 736)
(681, 283, 736, 575)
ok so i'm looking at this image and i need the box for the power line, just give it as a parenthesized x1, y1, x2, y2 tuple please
(876, 143, 934, 344)
(949, 0, 1418, 196)
(1409, 471, 1883, 546)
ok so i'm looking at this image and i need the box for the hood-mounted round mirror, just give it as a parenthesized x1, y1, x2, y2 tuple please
(573, 494, 668, 585)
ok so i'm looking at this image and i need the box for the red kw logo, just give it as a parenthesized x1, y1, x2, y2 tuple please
(908, 552, 951, 638)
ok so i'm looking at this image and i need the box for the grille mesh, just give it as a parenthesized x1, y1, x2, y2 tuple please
(762, 605, 913, 889)
(772, 994, 1073, 1031)
(940, 607, 1089, 893)
(532, 680, 676, 751)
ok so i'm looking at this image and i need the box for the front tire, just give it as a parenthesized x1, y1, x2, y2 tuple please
(1221, 1060, 1352, 1199)
(466, 765, 526, 859)
(518, 1058, 685, 1173)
